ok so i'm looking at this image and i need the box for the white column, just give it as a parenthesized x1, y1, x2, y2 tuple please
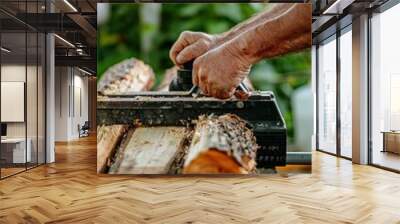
(352, 14, 369, 164)
(46, 32, 55, 163)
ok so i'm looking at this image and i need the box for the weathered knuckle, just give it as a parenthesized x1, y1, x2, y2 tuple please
(198, 39, 210, 48)
(181, 31, 193, 39)
(180, 31, 189, 36)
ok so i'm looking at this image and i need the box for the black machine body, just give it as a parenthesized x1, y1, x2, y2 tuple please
(99, 60, 287, 168)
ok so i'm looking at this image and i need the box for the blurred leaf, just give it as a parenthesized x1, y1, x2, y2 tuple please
(206, 21, 230, 34)
(213, 3, 243, 22)
(180, 4, 204, 17)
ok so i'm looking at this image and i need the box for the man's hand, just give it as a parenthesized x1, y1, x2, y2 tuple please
(169, 31, 221, 66)
(169, 4, 311, 99)
(192, 44, 251, 99)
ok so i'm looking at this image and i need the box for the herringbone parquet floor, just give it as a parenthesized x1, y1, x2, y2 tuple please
(1, 135, 400, 224)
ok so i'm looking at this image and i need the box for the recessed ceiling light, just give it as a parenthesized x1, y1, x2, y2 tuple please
(63, 0, 78, 12)
(1, 47, 11, 53)
(78, 67, 92, 76)
(54, 34, 75, 48)
(323, 0, 354, 15)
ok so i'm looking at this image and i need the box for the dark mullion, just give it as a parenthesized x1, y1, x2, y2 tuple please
(36, 0, 39, 168)
(336, 27, 341, 157)
(315, 44, 320, 151)
(367, 11, 373, 165)
(25, 0, 28, 171)
(44, 7, 47, 164)
(73, 68, 75, 118)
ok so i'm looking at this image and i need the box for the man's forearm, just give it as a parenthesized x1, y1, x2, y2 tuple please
(226, 4, 312, 65)
(216, 4, 294, 44)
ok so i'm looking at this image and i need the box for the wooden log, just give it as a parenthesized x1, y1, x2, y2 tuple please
(183, 114, 258, 174)
(109, 126, 188, 174)
(97, 125, 128, 173)
(97, 58, 155, 95)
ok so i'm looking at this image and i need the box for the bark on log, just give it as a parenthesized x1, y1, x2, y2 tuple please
(97, 125, 128, 173)
(97, 58, 155, 95)
(183, 114, 258, 174)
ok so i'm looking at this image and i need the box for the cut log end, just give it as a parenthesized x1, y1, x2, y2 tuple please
(183, 149, 254, 174)
(183, 114, 258, 174)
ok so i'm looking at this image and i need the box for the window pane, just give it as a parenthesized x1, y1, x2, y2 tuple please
(371, 4, 400, 171)
(27, 30, 38, 169)
(318, 37, 337, 154)
(1, 30, 27, 177)
(340, 29, 352, 158)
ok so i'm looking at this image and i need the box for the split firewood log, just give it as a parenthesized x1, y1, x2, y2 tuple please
(108, 126, 188, 174)
(97, 125, 128, 173)
(97, 58, 155, 95)
(183, 114, 258, 174)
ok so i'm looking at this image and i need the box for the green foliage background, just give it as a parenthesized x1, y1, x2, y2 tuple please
(98, 3, 311, 142)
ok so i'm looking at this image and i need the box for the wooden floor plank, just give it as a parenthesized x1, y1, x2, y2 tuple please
(0, 135, 400, 223)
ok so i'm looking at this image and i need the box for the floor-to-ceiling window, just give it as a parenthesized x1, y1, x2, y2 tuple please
(0, 1, 46, 179)
(339, 26, 352, 158)
(316, 21, 353, 159)
(317, 35, 337, 154)
(370, 3, 400, 171)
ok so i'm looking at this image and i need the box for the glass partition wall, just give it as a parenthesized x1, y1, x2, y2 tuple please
(370, 3, 400, 171)
(316, 25, 353, 159)
(0, 2, 46, 179)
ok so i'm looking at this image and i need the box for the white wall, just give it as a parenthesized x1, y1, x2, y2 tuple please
(1, 64, 46, 164)
(1, 65, 31, 138)
(55, 67, 69, 141)
(54, 67, 89, 141)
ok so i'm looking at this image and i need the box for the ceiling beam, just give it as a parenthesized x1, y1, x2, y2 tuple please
(55, 55, 96, 73)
